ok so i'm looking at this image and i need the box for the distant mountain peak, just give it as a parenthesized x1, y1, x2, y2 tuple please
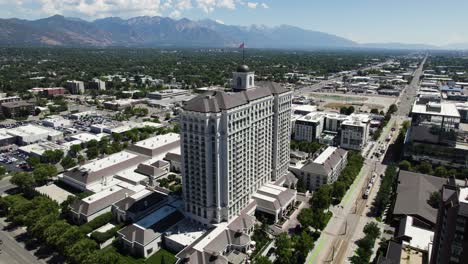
(0, 15, 459, 50)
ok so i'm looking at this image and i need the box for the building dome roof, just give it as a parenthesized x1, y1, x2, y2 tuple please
(236, 64, 250, 72)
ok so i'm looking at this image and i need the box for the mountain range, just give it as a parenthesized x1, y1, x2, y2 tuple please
(0, 15, 466, 50)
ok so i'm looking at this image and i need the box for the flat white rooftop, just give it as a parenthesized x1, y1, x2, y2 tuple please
(19, 142, 65, 155)
(7, 124, 62, 138)
(252, 192, 277, 203)
(133, 132, 180, 149)
(258, 185, 283, 196)
(293, 104, 318, 113)
(81, 151, 139, 173)
(297, 112, 325, 122)
(0, 129, 15, 141)
(193, 222, 229, 251)
(459, 187, 468, 205)
(402, 216, 433, 252)
(412, 102, 461, 118)
(109, 122, 162, 134)
(115, 169, 148, 184)
(71, 132, 107, 142)
(83, 185, 124, 204)
(314, 146, 338, 164)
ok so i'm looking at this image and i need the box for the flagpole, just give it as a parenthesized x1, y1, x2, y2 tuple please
(242, 41, 245, 64)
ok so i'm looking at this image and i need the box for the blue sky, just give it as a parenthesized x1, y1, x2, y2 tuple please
(1, 0, 467, 45)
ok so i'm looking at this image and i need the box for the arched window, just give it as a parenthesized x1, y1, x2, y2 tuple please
(237, 77, 242, 87)
(249, 76, 253, 86)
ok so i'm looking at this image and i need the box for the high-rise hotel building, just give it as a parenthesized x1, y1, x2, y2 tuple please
(180, 65, 292, 225)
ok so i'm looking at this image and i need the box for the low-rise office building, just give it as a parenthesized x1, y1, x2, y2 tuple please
(0, 129, 16, 147)
(42, 115, 72, 128)
(29, 87, 66, 96)
(290, 146, 348, 191)
(19, 142, 67, 158)
(128, 133, 180, 157)
(252, 183, 297, 223)
(70, 183, 145, 224)
(430, 180, 468, 264)
(61, 150, 149, 191)
(88, 79, 106, 91)
(294, 112, 325, 142)
(118, 200, 185, 258)
(7, 124, 63, 145)
(405, 100, 468, 167)
(66, 80, 85, 94)
(1, 101, 34, 118)
(147, 89, 190, 100)
(163, 152, 181, 172)
(112, 188, 168, 223)
(340, 114, 370, 151)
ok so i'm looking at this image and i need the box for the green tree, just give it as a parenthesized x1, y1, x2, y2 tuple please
(77, 155, 85, 164)
(10, 172, 35, 191)
(30, 213, 58, 240)
(57, 226, 84, 254)
(254, 256, 272, 264)
(33, 164, 58, 184)
(434, 166, 448, 177)
(398, 160, 412, 171)
(363, 222, 380, 238)
(388, 104, 398, 114)
(84, 250, 124, 264)
(44, 220, 70, 248)
(86, 147, 99, 160)
(297, 208, 313, 228)
(370, 108, 379, 114)
(61, 156, 77, 170)
(427, 191, 440, 209)
(87, 139, 99, 149)
(69, 144, 82, 157)
(66, 238, 99, 264)
(42, 149, 64, 164)
(27, 156, 41, 167)
(0, 166, 6, 176)
(296, 177, 307, 193)
(310, 185, 332, 210)
(417, 161, 433, 175)
(275, 233, 293, 264)
(294, 231, 315, 261)
(332, 181, 347, 200)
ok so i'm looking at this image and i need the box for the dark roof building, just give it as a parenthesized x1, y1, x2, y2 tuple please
(430, 180, 468, 264)
(393, 171, 446, 228)
(182, 81, 288, 113)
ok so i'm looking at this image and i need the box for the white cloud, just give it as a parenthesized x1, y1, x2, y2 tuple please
(215, 19, 225, 24)
(175, 0, 192, 10)
(169, 9, 181, 18)
(2, 0, 268, 19)
(217, 0, 235, 9)
(246, 2, 257, 9)
(35, 0, 163, 18)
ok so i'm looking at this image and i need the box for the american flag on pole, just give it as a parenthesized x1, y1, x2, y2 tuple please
(239, 42, 245, 49)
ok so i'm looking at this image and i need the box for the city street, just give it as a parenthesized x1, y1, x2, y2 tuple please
(0, 219, 47, 264)
(305, 56, 426, 264)
(293, 60, 394, 96)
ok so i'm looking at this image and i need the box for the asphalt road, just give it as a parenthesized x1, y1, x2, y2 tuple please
(305, 56, 426, 264)
(293, 60, 394, 96)
(396, 56, 427, 117)
(0, 220, 45, 264)
(0, 177, 14, 195)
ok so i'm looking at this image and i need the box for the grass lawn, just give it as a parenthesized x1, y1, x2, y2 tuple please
(146, 249, 177, 264)
(102, 246, 176, 264)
